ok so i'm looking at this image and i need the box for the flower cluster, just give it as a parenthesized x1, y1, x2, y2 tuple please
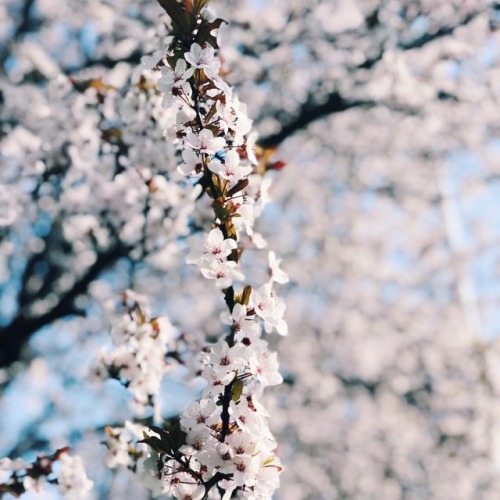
(1, 1, 288, 498)
(134, 1, 287, 498)
(57, 454, 95, 500)
(96, 290, 178, 416)
(0, 449, 93, 499)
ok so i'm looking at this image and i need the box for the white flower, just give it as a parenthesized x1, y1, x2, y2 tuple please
(230, 97, 253, 142)
(250, 284, 288, 335)
(172, 479, 205, 500)
(0, 457, 28, 471)
(210, 73, 232, 94)
(230, 398, 263, 433)
(199, 258, 244, 288)
(178, 148, 202, 176)
(268, 251, 289, 284)
(184, 43, 220, 77)
(250, 351, 283, 387)
(207, 341, 245, 383)
(230, 304, 261, 343)
(201, 6, 217, 22)
(215, 100, 238, 134)
(245, 132, 259, 165)
(177, 104, 197, 126)
(23, 475, 46, 493)
(232, 202, 267, 248)
(105, 436, 131, 469)
(249, 459, 283, 499)
(185, 129, 226, 155)
(180, 399, 220, 432)
(182, 428, 217, 454)
(201, 365, 227, 398)
(226, 430, 257, 457)
(98, 309, 175, 412)
(140, 47, 166, 70)
(120, 91, 147, 123)
(230, 454, 260, 487)
(57, 454, 94, 500)
(208, 150, 253, 183)
(158, 59, 194, 98)
(204, 228, 237, 259)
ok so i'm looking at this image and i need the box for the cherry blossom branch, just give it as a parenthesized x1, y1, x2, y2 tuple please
(97, 1, 287, 498)
(0, 448, 93, 499)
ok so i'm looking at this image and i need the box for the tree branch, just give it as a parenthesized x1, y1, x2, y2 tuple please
(259, 8, 487, 148)
(0, 0, 37, 69)
(259, 93, 375, 148)
(0, 243, 127, 369)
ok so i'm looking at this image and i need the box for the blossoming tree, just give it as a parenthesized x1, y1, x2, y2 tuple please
(2, 0, 500, 499)
(1, 0, 287, 498)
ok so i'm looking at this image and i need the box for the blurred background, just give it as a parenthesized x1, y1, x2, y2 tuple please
(1, 0, 500, 498)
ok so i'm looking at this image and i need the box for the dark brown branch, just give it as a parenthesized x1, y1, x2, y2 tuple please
(259, 8, 487, 148)
(0, 243, 127, 369)
(398, 9, 483, 51)
(259, 93, 375, 148)
(0, 0, 37, 69)
(67, 49, 144, 75)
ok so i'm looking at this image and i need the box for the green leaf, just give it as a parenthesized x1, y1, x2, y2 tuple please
(231, 379, 244, 401)
(205, 103, 218, 123)
(225, 219, 237, 240)
(139, 421, 187, 457)
(157, 0, 184, 27)
(162, 419, 188, 453)
(213, 198, 230, 221)
(148, 425, 165, 436)
(139, 435, 171, 455)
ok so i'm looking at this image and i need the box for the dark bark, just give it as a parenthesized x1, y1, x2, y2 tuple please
(259, 93, 375, 148)
(259, 8, 487, 148)
(0, 243, 126, 368)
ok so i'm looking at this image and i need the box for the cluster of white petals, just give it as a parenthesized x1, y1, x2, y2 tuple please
(102, 421, 168, 496)
(119, 2, 288, 498)
(0, 451, 93, 499)
(96, 291, 176, 415)
(0, 2, 287, 499)
(57, 454, 94, 500)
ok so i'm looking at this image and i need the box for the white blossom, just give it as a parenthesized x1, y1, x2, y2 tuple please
(208, 149, 253, 183)
(57, 454, 94, 500)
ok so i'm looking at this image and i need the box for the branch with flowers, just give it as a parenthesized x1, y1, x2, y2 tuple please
(0, 1, 286, 498)
(0, 448, 93, 499)
(131, 1, 287, 498)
